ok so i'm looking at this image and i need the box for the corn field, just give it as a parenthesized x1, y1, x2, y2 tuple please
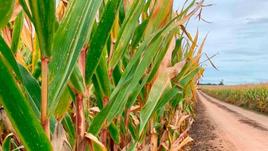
(202, 84, 268, 113)
(0, 0, 206, 150)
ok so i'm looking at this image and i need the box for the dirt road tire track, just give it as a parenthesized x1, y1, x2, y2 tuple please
(191, 91, 268, 151)
(190, 93, 236, 151)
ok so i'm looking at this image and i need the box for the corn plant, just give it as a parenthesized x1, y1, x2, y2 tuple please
(0, 0, 206, 150)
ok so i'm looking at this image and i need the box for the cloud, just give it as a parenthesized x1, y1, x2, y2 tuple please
(175, 0, 268, 84)
(245, 17, 268, 25)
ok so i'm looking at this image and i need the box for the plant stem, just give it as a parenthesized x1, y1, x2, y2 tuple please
(76, 93, 85, 151)
(41, 57, 50, 138)
(150, 119, 158, 151)
(101, 96, 109, 146)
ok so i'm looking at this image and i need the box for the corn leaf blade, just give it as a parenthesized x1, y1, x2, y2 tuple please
(11, 12, 23, 53)
(26, 0, 56, 56)
(0, 0, 15, 28)
(109, 0, 146, 68)
(85, 0, 121, 84)
(139, 72, 170, 136)
(48, 0, 102, 114)
(0, 54, 52, 151)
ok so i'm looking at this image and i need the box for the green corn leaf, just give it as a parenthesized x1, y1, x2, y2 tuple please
(95, 50, 111, 97)
(126, 81, 147, 108)
(1, 36, 41, 116)
(179, 67, 201, 87)
(18, 64, 40, 116)
(62, 113, 75, 146)
(175, 60, 192, 81)
(92, 47, 111, 105)
(11, 12, 24, 53)
(92, 75, 105, 109)
(85, 0, 121, 84)
(171, 92, 184, 106)
(69, 64, 86, 94)
(0, 36, 58, 133)
(89, 36, 163, 135)
(155, 87, 180, 111)
(33, 60, 41, 78)
(131, 19, 149, 48)
(0, 36, 21, 77)
(128, 142, 138, 151)
(147, 31, 177, 82)
(91, 52, 111, 108)
(109, 0, 146, 69)
(125, 37, 170, 107)
(126, 33, 175, 108)
(139, 71, 171, 136)
(112, 65, 122, 85)
(89, 16, 180, 135)
(172, 37, 183, 64)
(48, 0, 102, 115)
(0, 54, 52, 151)
(118, 1, 125, 24)
(109, 29, 171, 100)
(128, 117, 138, 140)
(1, 34, 58, 136)
(54, 87, 72, 120)
(108, 123, 120, 144)
(0, 0, 15, 29)
(31, 38, 41, 76)
(18, 0, 32, 21)
(26, 0, 56, 56)
(88, 79, 129, 135)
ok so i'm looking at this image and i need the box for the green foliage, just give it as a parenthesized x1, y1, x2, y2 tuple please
(21, 0, 56, 56)
(85, 0, 121, 84)
(48, 0, 102, 114)
(0, 0, 15, 29)
(11, 12, 23, 53)
(0, 0, 206, 150)
(0, 54, 52, 151)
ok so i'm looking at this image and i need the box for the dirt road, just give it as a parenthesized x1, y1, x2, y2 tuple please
(190, 91, 268, 151)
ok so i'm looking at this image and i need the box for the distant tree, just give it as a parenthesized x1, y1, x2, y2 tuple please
(219, 80, 224, 85)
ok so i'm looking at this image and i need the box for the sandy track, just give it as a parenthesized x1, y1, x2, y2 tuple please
(191, 91, 268, 151)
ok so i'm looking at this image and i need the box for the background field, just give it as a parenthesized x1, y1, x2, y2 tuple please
(201, 83, 268, 113)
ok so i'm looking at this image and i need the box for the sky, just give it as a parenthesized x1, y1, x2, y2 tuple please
(174, 0, 268, 85)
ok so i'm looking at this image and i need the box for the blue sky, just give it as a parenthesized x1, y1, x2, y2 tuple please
(174, 0, 268, 85)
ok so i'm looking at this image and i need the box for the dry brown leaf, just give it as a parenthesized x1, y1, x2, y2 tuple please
(85, 133, 107, 151)
(0, 109, 14, 133)
(21, 18, 33, 52)
(1, 28, 12, 46)
(150, 125, 158, 151)
(130, 113, 140, 125)
(129, 105, 140, 112)
(56, 0, 68, 21)
(52, 122, 72, 151)
(89, 107, 100, 113)
(170, 136, 193, 151)
(177, 115, 190, 128)
(10, 0, 22, 22)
